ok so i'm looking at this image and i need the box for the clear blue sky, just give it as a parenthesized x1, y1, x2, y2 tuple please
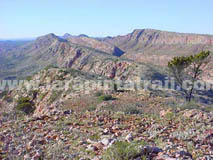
(0, 0, 213, 39)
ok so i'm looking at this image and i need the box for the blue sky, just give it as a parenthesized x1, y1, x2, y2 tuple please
(0, 0, 212, 39)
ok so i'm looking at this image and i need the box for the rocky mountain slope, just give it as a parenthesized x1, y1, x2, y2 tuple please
(100, 29, 213, 81)
(101, 29, 213, 57)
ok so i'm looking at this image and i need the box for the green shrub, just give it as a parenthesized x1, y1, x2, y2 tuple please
(16, 103, 34, 114)
(16, 97, 35, 114)
(102, 104, 143, 115)
(31, 90, 39, 95)
(94, 91, 103, 97)
(98, 95, 113, 102)
(113, 83, 118, 92)
(124, 107, 142, 115)
(87, 105, 97, 112)
(26, 76, 32, 81)
(165, 112, 175, 120)
(17, 97, 31, 104)
(179, 101, 200, 110)
(102, 141, 145, 160)
(44, 64, 58, 70)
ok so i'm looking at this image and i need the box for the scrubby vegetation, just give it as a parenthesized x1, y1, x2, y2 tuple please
(98, 94, 114, 102)
(44, 64, 59, 70)
(103, 141, 145, 160)
(123, 106, 142, 115)
(16, 97, 35, 114)
(94, 91, 103, 97)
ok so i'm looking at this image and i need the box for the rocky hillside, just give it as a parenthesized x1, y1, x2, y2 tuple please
(101, 29, 213, 56)
(1, 103, 212, 160)
(0, 69, 213, 159)
(101, 29, 213, 81)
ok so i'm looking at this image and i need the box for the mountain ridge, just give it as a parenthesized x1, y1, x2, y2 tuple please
(0, 29, 212, 80)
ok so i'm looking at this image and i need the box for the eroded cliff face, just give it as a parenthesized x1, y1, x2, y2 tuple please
(101, 29, 213, 81)
(102, 29, 213, 65)
(57, 46, 140, 81)
(102, 29, 213, 50)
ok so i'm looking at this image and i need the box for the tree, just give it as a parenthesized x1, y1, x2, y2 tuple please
(168, 51, 211, 102)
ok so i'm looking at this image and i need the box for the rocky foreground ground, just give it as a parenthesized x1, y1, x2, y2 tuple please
(0, 67, 212, 160)
(0, 105, 212, 160)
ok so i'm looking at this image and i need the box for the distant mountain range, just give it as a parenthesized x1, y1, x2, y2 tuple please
(0, 29, 212, 80)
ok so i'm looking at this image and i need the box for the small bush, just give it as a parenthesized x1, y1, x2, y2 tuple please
(113, 83, 118, 92)
(179, 101, 200, 110)
(31, 90, 39, 95)
(16, 97, 35, 114)
(102, 141, 145, 160)
(94, 91, 103, 97)
(165, 112, 175, 120)
(81, 105, 97, 112)
(17, 97, 31, 104)
(87, 105, 97, 111)
(124, 107, 142, 115)
(16, 103, 34, 114)
(26, 76, 32, 81)
(45, 64, 58, 70)
(98, 95, 113, 102)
